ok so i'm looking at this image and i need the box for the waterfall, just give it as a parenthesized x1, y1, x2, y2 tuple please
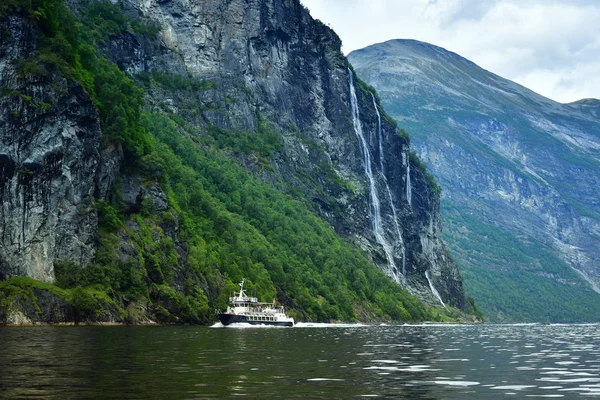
(406, 157, 412, 207)
(401, 246, 406, 277)
(425, 269, 448, 310)
(348, 70, 397, 279)
(372, 94, 406, 275)
(372, 95, 386, 173)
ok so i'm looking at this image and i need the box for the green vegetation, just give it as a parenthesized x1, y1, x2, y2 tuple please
(0, 0, 457, 324)
(442, 203, 600, 322)
(3, 0, 153, 160)
(199, 120, 283, 162)
(128, 111, 438, 322)
(560, 193, 600, 222)
(0, 276, 118, 323)
(409, 151, 441, 195)
(81, 0, 160, 43)
(396, 128, 410, 144)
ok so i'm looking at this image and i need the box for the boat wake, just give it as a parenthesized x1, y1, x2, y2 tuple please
(212, 321, 372, 328)
(295, 322, 369, 328)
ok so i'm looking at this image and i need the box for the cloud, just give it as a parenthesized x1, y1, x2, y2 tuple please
(300, 0, 600, 103)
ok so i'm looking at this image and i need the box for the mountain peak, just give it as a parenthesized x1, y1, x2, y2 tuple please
(567, 98, 600, 117)
(568, 98, 600, 107)
(349, 39, 565, 115)
(355, 39, 478, 67)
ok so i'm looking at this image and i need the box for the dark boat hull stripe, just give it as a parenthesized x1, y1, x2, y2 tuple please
(217, 314, 293, 327)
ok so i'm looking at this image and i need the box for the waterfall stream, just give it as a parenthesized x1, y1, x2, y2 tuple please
(372, 94, 406, 275)
(348, 70, 398, 279)
(406, 157, 412, 207)
(351, 72, 446, 306)
(372, 95, 386, 174)
(425, 269, 447, 309)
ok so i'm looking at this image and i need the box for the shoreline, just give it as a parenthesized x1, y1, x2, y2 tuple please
(2, 321, 160, 327)
(3, 320, 484, 327)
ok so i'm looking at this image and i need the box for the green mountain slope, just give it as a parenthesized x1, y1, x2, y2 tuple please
(0, 2, 475, 323)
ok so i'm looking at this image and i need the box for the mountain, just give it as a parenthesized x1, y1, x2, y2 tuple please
(0, 2, 475, 324)
(349, 39, 600, 322)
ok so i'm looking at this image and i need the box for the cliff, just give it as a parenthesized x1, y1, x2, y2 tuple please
(349, 39, 600, 322)
(0, 2, 473, 324)
(111, 0, 467, 308)
(0, 10, 101, 283)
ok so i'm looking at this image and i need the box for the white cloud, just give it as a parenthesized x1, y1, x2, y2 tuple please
(300, 0, 600, 103)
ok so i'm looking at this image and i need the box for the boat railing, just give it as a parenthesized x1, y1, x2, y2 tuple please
(229, 296, 258, 303)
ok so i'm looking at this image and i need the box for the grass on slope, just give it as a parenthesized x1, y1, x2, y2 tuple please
(442, 203, 600, 323)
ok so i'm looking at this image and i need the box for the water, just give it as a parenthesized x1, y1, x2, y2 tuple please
(406, 158, 412, 207)
(1, 324, 599, 399)
(348, 70, 397, 279)
(371, 94, 386, 175)
(371, 94, 407, 276)
(426, 269, 448, 309)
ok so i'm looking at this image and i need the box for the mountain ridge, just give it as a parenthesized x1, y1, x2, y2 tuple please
(350, 38, 600, 322)
(352, 39, 595, 116)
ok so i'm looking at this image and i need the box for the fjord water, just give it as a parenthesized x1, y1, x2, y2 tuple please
(1, 324, 599, 399)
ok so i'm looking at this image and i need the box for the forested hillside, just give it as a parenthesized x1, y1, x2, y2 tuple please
(0, 1, 478, 324)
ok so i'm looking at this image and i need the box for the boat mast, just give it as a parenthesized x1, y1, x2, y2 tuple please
(238, 279, 246, 299)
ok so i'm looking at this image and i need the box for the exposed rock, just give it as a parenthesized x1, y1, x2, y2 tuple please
(0, 13, 102, 283)
(113, 0, 468, 308)
(146, 183, 168, 212)
(6, 310, 31, 325)
(120, 173, 144, 212)
(120, 173, 169, 214)
(0, 1, 469, 314)
(96, 144, 123, 200)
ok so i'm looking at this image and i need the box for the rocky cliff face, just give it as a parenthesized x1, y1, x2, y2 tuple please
(108, 0, 467, 308)
(0, 1, 469, 312)
(349, 39, 600, 321)
(0, 12, 101, 283)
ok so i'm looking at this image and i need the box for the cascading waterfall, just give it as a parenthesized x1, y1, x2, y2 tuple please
(372, 95, 386, 174)
(406, 156, 412, 207)
(425, 269, 447, 309)
(372, 94, 406, 276)
(348, 70, 398, 280)
(351, 72, 446, 308)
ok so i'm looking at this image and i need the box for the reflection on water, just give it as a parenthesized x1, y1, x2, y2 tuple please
(0, 324, 599, 399)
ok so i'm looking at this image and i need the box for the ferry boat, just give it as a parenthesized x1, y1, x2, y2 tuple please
(217, 280, 294, 327)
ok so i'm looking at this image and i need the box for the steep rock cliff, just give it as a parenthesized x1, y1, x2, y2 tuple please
(107, 0, 467, 308)
(0, 1, 470, 320)
(0, 12, 101, 283)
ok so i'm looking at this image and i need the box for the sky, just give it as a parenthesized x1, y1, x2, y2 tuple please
(300, 0, 600, 104)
